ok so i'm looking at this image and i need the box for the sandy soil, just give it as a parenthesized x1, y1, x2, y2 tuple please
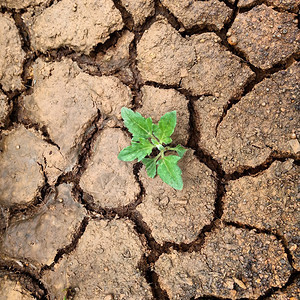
(0, 0, 299, 299)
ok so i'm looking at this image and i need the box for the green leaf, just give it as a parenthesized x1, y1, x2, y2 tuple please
(132, 136, 144, 142)
(118, 139, 154, 162)
(121, 107, 153, 139)
(153, 111, 176, 144)
(157, 155, 183, 190)
(171, 145, 187, 157)
(142, 158, 157, 178)
(151, 138, 159, 146)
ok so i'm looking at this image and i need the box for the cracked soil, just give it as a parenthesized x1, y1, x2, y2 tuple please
(0, 0, 299, 299)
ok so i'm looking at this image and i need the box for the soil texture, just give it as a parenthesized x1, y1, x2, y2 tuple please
(0, 0, 299, 299)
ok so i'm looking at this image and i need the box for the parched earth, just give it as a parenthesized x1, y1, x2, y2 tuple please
(0, 0, 299, 299)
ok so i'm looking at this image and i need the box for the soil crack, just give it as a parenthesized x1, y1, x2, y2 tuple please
(112, 0, 134, 30)
(225, 152, 300, 181)
(224, 221, 296, 269)
(40, 216, 89, 275)
(214, 54, 299, 136)
(0, 264, 48, 299)
(257, 272, 300, 299)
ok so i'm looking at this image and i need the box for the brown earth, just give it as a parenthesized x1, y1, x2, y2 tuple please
(0, 0, 299, 299)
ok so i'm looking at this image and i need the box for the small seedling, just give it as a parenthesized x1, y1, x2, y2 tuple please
(118, 107, 186, 190)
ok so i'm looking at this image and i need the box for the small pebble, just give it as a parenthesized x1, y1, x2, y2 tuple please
(228, 36, 238, 46)
(16, 145, 20, 149)
(290, 133, 297, 139)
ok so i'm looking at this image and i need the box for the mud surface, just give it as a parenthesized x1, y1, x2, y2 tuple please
(0, 0, 299, 299)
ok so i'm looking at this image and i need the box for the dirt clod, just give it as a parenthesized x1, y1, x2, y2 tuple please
(137, 150, 216, 244)
(80, 127, 140, 208)
(120, 0, 155, 27)
(26, 0, 124, 54)
(0, 126, 66, 207)
(155, 225, 292, 299)
(181, 33, 254, 99)
(1, 184, 86, 267)
(229, 4, 299, 69)
(223, 160, 300, 270)
(0, 13, 25, 92)
(160, 0, 232, 30)
(137, 18, 195, 86)
(41, 219, 152, 299)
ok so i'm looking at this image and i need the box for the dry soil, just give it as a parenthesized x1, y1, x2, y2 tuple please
(0, 0, 299, 299)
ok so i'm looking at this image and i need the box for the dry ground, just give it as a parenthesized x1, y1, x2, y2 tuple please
(0, 0, 299, 299)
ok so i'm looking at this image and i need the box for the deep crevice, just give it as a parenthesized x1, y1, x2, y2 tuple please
(112, 0, 134, 30)
(11, 10, 31, 52)
(132, 211, 170, 299)
(133, 162, 145, 204)
(145, 81, 180, 91)
(130, 210, 203, 300)
(16, 122, 61, 150)
(128, 34, 144, 108)
(0, 264, 48, 299)
(155, 0, 182, 31)
(6, 92, 22, 127)
(89, 28, 127, 58)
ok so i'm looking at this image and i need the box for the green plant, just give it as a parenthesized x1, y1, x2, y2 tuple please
(118, 107, 186, 190)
